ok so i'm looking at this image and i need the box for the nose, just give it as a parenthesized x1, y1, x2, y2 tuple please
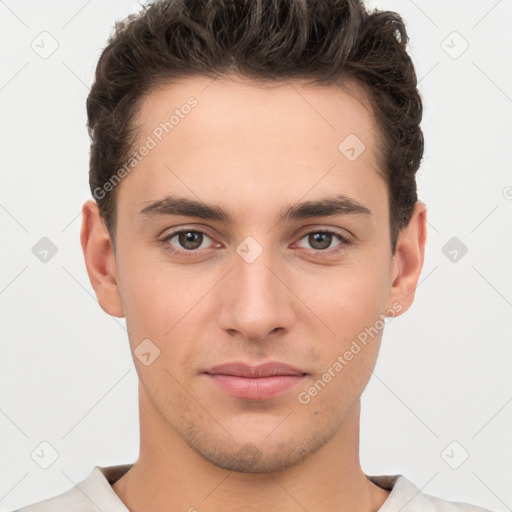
(217, 244, 296, 343)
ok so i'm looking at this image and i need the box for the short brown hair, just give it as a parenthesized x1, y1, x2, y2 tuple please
(86, 0, 423, 254)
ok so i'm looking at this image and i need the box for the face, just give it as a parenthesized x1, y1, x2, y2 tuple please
(84, 75, 425, 473)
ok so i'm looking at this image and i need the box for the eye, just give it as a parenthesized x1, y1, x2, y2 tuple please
(158, 227, 352, 258)
(295, 229, 351, 252)
(159, 229, 217, 255)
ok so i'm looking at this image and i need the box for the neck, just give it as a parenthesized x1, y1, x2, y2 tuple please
(112, 385, 390, 512)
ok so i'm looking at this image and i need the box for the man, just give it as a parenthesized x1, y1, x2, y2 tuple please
(13, 0, 494, 511)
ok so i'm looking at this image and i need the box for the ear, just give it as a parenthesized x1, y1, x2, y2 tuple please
(80, 199, 124, 318)
(386, 201, 427, 316)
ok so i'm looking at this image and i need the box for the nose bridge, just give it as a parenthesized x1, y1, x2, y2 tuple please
(217, 238, 294, 340)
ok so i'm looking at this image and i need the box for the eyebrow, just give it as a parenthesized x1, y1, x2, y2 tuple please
(137, 194, 371, 225)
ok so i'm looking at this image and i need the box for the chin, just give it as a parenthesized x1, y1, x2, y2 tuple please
(187, 428, 329, 474)
(200, 445, 305, 473)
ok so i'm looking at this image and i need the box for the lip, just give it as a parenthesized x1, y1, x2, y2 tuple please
(204, 362, 307, 400)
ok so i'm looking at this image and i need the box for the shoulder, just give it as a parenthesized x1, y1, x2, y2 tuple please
(10, 484, 96, 512)
(423, 494, 495, 512)
(369, 474, 496, 512)
(9, 465, 132, 512)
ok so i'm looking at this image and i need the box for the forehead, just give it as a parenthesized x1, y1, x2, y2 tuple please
(135, 75, 380, 157)
(118, 75, 387, 224)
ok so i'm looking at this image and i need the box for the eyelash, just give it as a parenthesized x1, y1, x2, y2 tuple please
(158, 228, 352, 257)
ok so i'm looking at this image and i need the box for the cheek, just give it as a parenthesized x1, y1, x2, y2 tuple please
(116, 256, 210, 373)
(292, 253, 390, 395)
(115, 249, 172, 348)
(297, 295, 384, 415)
(298, 261, 390, 339)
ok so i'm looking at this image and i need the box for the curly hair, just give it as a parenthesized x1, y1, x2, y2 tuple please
(86, 0, 423, 254)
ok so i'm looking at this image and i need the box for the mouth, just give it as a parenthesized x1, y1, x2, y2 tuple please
(203, 362, 308, 400)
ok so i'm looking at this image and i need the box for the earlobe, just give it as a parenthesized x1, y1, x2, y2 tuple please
(80, 199, 125, 318)
(386, 201, 427, 316)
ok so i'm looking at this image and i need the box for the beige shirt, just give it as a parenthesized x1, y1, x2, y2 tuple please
(12, 464, 495, 512)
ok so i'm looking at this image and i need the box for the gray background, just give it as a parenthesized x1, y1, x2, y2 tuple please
(1, 0, 511, 511)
